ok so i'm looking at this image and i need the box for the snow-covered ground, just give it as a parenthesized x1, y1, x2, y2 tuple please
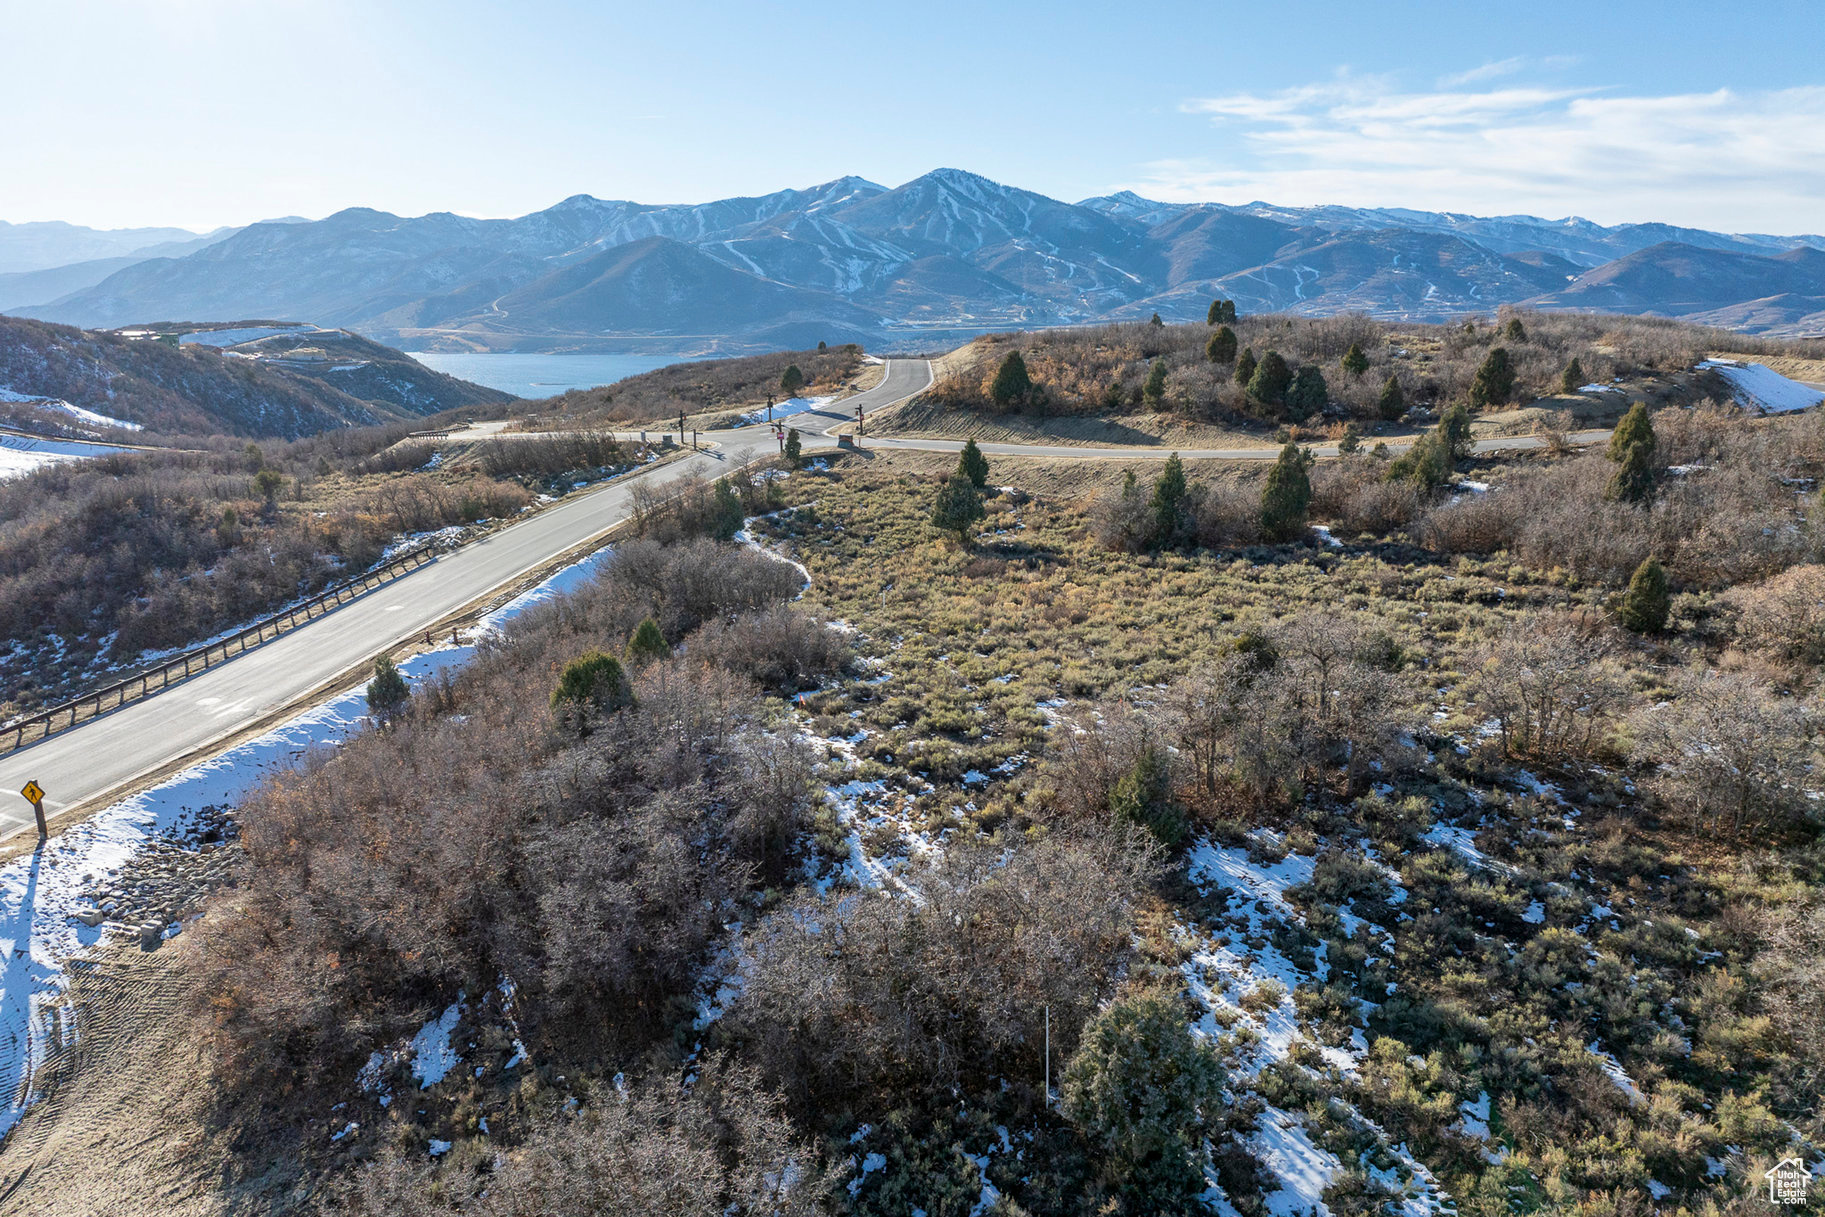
(0, 545, 618, 1141)
(0, 433, 139, 480)
(178, 324, 319, 347)
(738, 395, 833, 426)
(0, 388, 142, 433)
(1697, 359, 1825, 415)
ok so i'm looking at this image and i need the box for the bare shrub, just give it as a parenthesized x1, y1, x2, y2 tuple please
(1721, 564, 1825, 665)
(1628, 672, 1816, 833)
(1469, 613, 1623, 759)
(689, 607, 852, 692)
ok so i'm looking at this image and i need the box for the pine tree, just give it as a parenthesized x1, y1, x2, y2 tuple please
(990, 350, 1032, 408)
(1285, 365, 1328, 421)
(1338, 422, 1362, 455)
(1260, 442, 1312, 541)
(1149, 453, 1190, 549)
(1110, 747, 1184, 848)
(1469, 347, 1517, 406)
(1607, 440, 1656, 504)
(1101, 379, 1125, 410)
(1607, 402, 1656, 463)
(1205, 326, 1237, 365)
(1378, 374, 1406, 421)
(1620, 556, 1670, 633)
(957, 438, 989, 488)
(930, 474, 985, 543)
(1206, 298, 1223, 325)
(365, 654, 409, 724)
(1234, 347, 1257, 388)
(1341, 342, 1370, 377)
(1143, 359, 1169, 408)
(780, 364, 805, 395)
(783, 427, 802, 469)
(625, 617, 669, 666)
(1561, 357, 1586, 394)
(1062, 987, 1224, 1211)
(1246, 350, 1292, 405)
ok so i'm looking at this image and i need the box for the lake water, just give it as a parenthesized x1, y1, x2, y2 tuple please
(408, 352, 710, 400)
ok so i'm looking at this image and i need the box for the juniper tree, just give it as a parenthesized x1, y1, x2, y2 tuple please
(551, 651, 631, 729)
(1469, 347, 1517, 406)
(1206, 298, 1236, 325)
(1438, 402, 1474, 460)
(1608, 401, 1656, 463)
(930, 474, 984, 544)
(1260, 442, 1313, 541)
(1247, 350, 1292, 406)
(1341, 342, 1370, 377)
(1149, 453, 1190, 549)
(1607, 440, 1656, 504)
(1149, 312, 1164, 328)
(1620, 556, 1670, 634)
(780, 364, 805, 395)
(365, 654, 409, 725)
(1234, 347, 1257, 388)
(1504, 316, 1528, 342)
(712, 478, 744, 539)
(1205, 326, 1237, 365)
(1338, 422, 1362, 455)
(1285, 365, 1327, 421)
(1110, 747, 1185, 849)
(957, 438, 989, 488)
(990, 350, 1032, 408)
(1377, 374, 1405, 421)
(1560, 357, 1586, 394)
(783, 427, 802, 469)
(625, 617, 670, 665)
(1143, 359, 1169, 408)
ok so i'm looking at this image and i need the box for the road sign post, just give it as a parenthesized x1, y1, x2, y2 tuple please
(20, 779, 46, 838)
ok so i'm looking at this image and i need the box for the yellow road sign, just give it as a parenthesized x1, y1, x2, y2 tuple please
(20, 780, 43, 804)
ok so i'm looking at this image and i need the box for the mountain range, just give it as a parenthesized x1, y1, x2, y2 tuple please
(8, 170, 1825, 351)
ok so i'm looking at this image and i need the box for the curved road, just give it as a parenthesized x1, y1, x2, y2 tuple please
(2, 356, 1593, 841)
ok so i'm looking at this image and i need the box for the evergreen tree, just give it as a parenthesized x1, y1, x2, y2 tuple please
(1341, 342, 1370, 377)
(1377, 373, 1406, 421)
(1338, 422, 1362, 455)
(365, 654, 409, 724)
(1504, 316, 1528, 342)
(1149, 312, 1164, 328)
(1062, 987, 1224, 1213)
(1205, 326, 1237, 365)
(1260, 442, 1313, 541)
(1285, 365, 1328, 421)
(817, 339, 828, 351)
(712, 478, 744, 539)
(1149, 453, 1190, 549)
(1246, 350, 1292, 405)
(625, 617, 669, 666)
(1234, 347, 1257, 388)
(1143, 359, 1169, 408)
(957, 438, 989, 488)
(930, 474, 985, 543)
(1220, 299, 1238, 323)
(1438, 402, 1474, 460)
(1607, 401, 1657, 463)
(1607, 440, 1656, 504)
(990, 350, 1032, 408)
(779, 364, 805, 395)
(1110, 747, 1184, 849)
(551, 651, 631, 719)
(783, 427, 802, 469)
(1560, 357, 1586, 394)
(1620, 556, 1671, 633)
(1469, 347, 1517, 406)
(1388, 431, 1452, 495)
(1101, 378, 1126, 410)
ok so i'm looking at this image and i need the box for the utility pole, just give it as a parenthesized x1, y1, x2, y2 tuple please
(678, 411, 686, 443)
(766, 394, 775, 424)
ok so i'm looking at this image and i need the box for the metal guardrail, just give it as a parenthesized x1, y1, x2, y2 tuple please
(2, 543, 442, 755)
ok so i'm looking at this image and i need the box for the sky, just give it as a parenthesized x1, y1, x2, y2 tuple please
(3, 0, 1822, 235)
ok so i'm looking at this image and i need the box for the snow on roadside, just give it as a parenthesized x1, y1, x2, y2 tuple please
(1697, 359, 1825, 415)
(0, 544, 619, 1142)
(739, 395, 833, 426)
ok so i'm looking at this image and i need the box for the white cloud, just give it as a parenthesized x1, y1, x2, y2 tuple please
(1147, 78, 1825, 233)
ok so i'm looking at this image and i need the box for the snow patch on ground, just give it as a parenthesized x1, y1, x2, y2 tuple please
(740, 395, 834, 426)
(409, 996, 466, 1089)
(1698, 359, 1825, 415)
(0, 433, 138, 480)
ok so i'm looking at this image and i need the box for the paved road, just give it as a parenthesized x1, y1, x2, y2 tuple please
(3, 354, 1594, 841)
(0, 362, 933, 841)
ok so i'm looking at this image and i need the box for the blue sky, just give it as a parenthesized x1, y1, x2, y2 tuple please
(5, 0, 1822, 233)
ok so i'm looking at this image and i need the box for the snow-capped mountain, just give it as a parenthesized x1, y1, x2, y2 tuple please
(12, 171, 1825, 349)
